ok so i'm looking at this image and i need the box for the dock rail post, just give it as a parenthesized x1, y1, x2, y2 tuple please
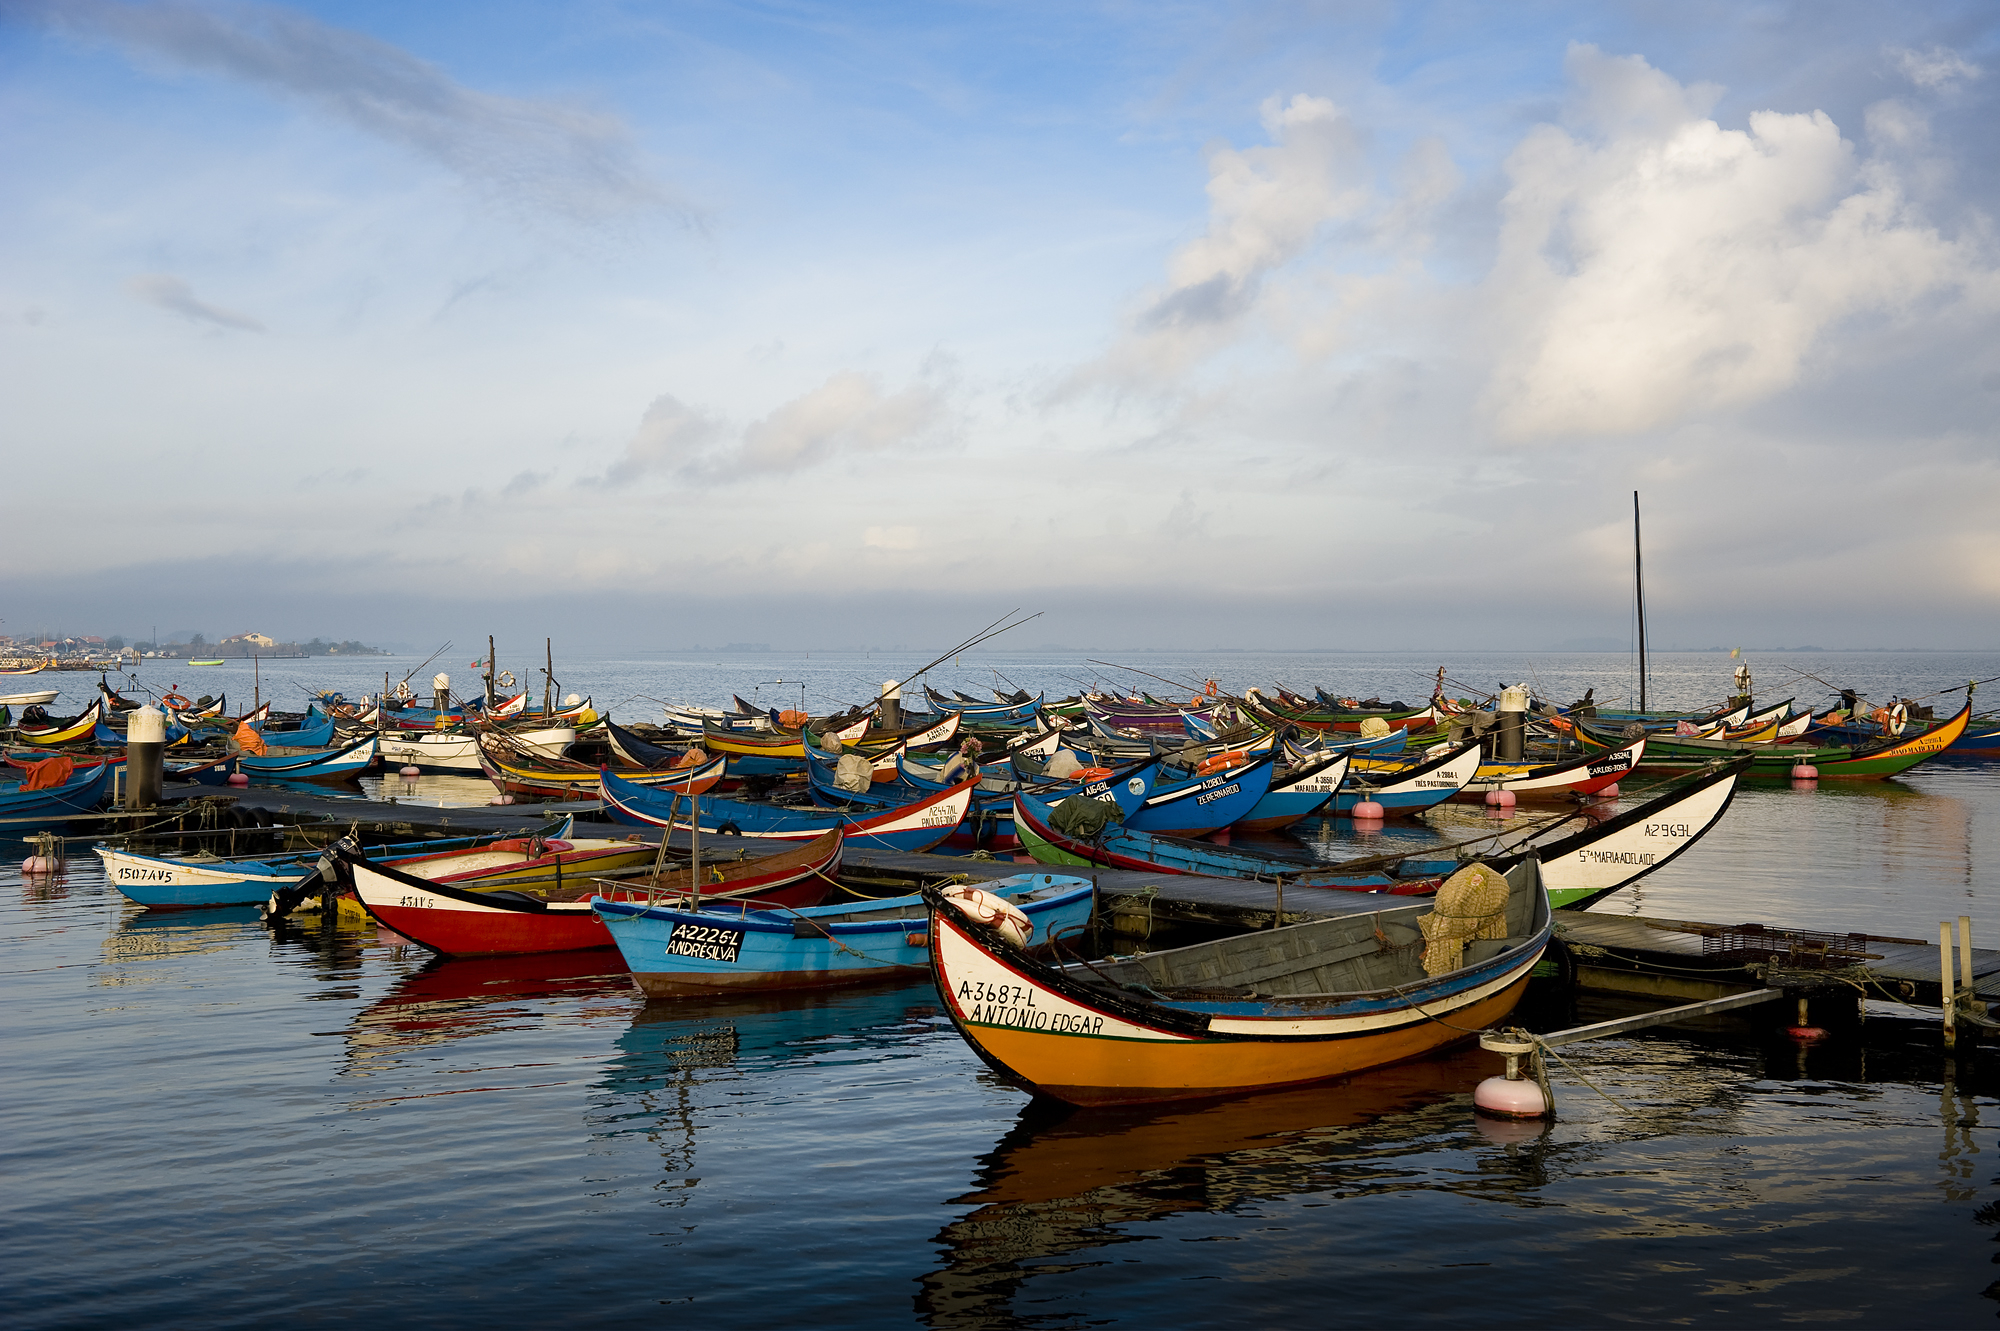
(1941, 921, 1957, 1050)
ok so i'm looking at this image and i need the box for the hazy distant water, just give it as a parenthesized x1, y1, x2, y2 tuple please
(7, 649, 2000, 1326)
(55, 646, 2000, 721)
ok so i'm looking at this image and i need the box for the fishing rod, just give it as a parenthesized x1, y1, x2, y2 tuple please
(397, 641, 453, 689)
(882, 611, 1044, 703)
(1085, 659, 1207, 695)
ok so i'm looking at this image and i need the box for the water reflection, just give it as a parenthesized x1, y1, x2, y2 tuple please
(914, 1055, 1549, 1328)
(342, 949, 636, 1076)
(97, 906, 264, 984)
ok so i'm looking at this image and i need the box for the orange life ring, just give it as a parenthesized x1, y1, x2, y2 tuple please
(1070, 766, 1115, 782)
(162, 691, 191, 709)
(1197, 749, 1248, 775)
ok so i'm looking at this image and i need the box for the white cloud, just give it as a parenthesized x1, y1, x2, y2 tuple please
(126, 272, 266, 331)
(604, 372, 953, 485)
(1074, 94, 1372, 386)
(1890, 45, 1981, 90)
(1480, 44, 1978, 441)
(862, 526, 919, 550)
(39, 0, 682, 227)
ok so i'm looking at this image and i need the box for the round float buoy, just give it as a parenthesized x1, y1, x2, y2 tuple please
(21, 856, 52, 875)
(400, 765, 421, 778)
(1484, 790, 1500, 805)
(1596, 784, 1619, 798)
(1474, 1075, 1550, 1119)
(1788, 1025, 1829, 1041)
(1490, 789, 1516, 807)
(1350, 800, 1385, 819)
(1791, 765, 1818, 779)
(227, 773, 250, 787)
(488, 794, 515, 805)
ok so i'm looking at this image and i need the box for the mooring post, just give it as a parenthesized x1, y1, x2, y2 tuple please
(1959, 916, 1974, 992)
(127, 705, 165, 811)
(1497, 684, 1528, 763)
(1941, 921, 1957, 1051)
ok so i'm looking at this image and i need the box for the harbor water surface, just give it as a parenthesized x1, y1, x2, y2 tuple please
(6, 650, 1999, 1326)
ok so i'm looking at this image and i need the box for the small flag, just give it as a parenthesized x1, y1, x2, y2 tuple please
(1730, 647, 1740, 659)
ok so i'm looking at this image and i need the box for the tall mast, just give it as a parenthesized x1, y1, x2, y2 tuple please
(1634, 490, 1649, 713)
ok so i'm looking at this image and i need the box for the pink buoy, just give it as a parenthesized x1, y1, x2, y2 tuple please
(1473, 1075, 1549, 1119)
(1491, 789, 1516, 808)
(1790, 765, 1818, 779)
(1788, 1025, 1829, 1041)
(1350, 800, 1385, 819)
(1596, 784, 1619, 798)
(488, 794, 515, 805)
(1483, 790, 1500, 805)
(400, 766, 421, 778)
(22, 856, 51, 875)
(227, 773, 251, 787)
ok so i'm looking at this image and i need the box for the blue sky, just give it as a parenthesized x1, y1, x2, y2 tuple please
(4, 1, 1997, 651)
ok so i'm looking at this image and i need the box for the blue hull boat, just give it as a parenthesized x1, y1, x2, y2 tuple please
(593, 871, 1095, 995)
(0, 759, 115, 822)
(599, 765, 975, 853)
(1238, 753, 1350, 830)
(236, 735, 379, 784)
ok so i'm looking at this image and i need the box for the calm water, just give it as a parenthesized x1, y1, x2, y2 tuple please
(7, 651, 2000, 1326)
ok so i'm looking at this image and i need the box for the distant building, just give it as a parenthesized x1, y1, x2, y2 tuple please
(224, 633, 278, 648)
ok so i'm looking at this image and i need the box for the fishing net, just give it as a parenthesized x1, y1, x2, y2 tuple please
(1417, 862, 1510, 976)
(1358, 717, 1393, 739)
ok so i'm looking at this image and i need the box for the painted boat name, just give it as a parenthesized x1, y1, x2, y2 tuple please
(666, 922, 743, 963)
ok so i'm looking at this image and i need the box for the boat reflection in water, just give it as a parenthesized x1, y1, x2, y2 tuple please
(915, 1053, 1558, 1327)
(342, 948, 635, 1077)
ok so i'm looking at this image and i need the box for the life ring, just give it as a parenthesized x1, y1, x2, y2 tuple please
(1887, 702, 1908, 736)
(162, 691, 191, 709)
(497, 670, 516, 689)
(1197, 749, 1248, 775)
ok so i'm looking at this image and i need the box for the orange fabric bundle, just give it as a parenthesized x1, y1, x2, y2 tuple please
(778, 709, 809, 727)
(1070, 766, 1115, 782)
(234, 721, 267, 756)
(22, 757, 76, 790)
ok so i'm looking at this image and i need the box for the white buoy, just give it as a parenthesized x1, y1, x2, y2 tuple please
(1350, 800, 1386, 820)
(227, 773, 250, 787)
(1474, 1075, 1550, 1118)
(1475, 1029, 1551, 1119)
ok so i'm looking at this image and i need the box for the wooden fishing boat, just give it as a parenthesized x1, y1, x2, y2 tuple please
(1452, 737, 1645, 800)
(594, 873, 1096, 995)
(1806, 700, 1973, 777)
(477, 736, 725, 800)
(235, 735, 379, 784)
(0, 755, 114, 820)
(15, 700, 103, 747)
(0, 689, 60, 707)
(187, 659, 225, 667)
(99, 822, 573, 910)
(1327, 740, 1483, 814)
(927, 860, 1550, 1106)
(341, 828, 843, 956)
(701, 722, 807, 761)
(600, 766, 975, 852)
(1499, 758, 1747, 909)
(1235, 752, 1350, 830)
(1009, 789, 1440, 886)
(1240, 691, 1442, 734)
(923, 690, 1043, 724)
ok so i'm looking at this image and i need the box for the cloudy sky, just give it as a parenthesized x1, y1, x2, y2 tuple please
(4, 1, 1996, 652)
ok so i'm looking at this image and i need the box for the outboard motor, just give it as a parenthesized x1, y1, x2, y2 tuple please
(264, 829, 361, 921)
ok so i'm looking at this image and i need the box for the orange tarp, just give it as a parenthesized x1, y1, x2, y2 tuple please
(234, 721, 267, 756)
(22, 756, 75, 790)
